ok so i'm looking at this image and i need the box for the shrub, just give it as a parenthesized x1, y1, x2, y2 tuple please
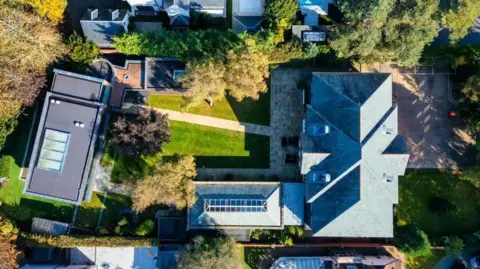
(68, 33, 100, 66)
(96, 227, 110, 235)
(135, 219, 155, 236)
(281, 235, 293, 246)
(117, 216, 130, 226)
(0, 155, 12, 178)
(395, 225, 431, 258)
(20, 233, 159, 247)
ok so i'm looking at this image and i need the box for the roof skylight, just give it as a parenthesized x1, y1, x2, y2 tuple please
(204, 199, 268, 212)
(37, 129, 70, 172)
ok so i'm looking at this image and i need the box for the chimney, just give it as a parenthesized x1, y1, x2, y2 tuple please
(109, 9, 120, 20)
(88, 8, 98, 20)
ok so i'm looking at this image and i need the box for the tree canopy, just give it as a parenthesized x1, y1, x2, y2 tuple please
(132, 155, 196, 212)
(177, 236, 242, 269)
(68, 33, 100, 67)
(225, 49, 269, 100)
(110, 108, 171, 157)
(0, 4, 65, 150)
(331, 0, 438, 66)
(17, 0, 67, 23)
(180, 59, 227, 109)
(265, 0, 298, 43)
(461, 74, 480, 102)
(442, 0, 480, 42)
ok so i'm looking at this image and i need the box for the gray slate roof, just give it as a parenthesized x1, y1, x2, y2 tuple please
(302, 73, 409, 238)
(188, 182, 282, 229)
(283, 183, 305, 226)
(232, 16, 264, 33)
(80, 10, 128, 48)
(24, 70, 105, 204)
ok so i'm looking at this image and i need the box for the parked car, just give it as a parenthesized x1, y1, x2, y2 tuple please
(470, 255, 480, 268)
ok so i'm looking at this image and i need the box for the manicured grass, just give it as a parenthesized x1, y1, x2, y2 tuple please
(406, 249, 445, 269)
(397, 169, 480, 236)
(110, 120, 270, 183)
(147, 91, 270, 126)
(244, 247, 270, 269)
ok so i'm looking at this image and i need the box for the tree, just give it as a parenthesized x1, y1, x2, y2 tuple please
(17, 0, 67, 23)
(132, 155, 196, 212)
(461, 75, 480, 102)
(225, 49, 269, 100)
(110, 108, 171, 157)
(331, 0, 438, 66)
(442, 0, 480, 42)
(395, 225, 431, 258)
(68, 33, 100, 66)
(0, 237, 21, 269)
(444, 236, 464, 255)
(265, 0, 298, 43)
(0, 4, 65, 151)
(177, 236, 242, 269)
(180, 59, 226, 109)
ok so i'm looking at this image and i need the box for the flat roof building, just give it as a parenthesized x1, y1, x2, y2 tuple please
(23, 70, 107, 204)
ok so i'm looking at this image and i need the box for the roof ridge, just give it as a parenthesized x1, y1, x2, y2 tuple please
(307, 160, 362, 203)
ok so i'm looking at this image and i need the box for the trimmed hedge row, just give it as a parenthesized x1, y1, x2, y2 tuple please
(20, 232, 159, 248)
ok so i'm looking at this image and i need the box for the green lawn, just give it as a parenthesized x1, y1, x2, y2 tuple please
(76, 192, 133, 230)
(109, 120, 270, 183)
(238, 245, 252, 269)
(147, 91, 270, 126)
(397, 169, 480, 236)
(406, 249, 445, 269)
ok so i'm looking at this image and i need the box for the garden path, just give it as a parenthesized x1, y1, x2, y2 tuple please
(148, 107, 272, 136)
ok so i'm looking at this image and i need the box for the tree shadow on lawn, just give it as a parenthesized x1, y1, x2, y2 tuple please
(0, 197, 74, 231)
(225, 91, 270, 126)
(244, 247, 273, 269)
(397, 169, 480, 236)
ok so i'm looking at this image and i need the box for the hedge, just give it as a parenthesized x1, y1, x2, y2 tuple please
(20, 232, 159, 248)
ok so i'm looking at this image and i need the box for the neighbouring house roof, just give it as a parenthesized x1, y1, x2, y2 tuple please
(23, 70, 106, 204)
(80, 9, 129, 48)
(165, 4, 190, 26)
(270, 257, 327, 269)
(302, 73, 409, 238)
(70, 247, 159, 268)
(232, 16, 264, 33)
(188, 182, 283, 229)
(146, 57, 186, 89)
(31, 218, 69, 236)
(282, 183, 305, 226)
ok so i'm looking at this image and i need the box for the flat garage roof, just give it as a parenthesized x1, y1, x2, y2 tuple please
(25, 93, 102, 203)
(51, 70, 104, 101)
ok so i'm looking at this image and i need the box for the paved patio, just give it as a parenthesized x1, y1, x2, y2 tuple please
(269, 68, 307, 179)
(361, 63, 476, 168)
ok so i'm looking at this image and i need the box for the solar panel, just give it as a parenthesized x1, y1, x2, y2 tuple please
(302, 31, 326, 42)
(205, 199, 268, 212)
(37, 129, 70, 172)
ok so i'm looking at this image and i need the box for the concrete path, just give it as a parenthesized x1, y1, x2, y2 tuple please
(93, 165, 133, 196)
(148, 107, 272, 136)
